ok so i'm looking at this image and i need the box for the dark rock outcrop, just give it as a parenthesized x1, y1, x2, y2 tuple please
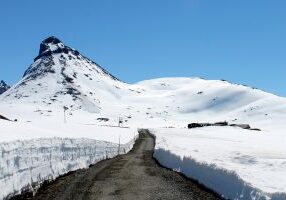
(188, 123, 211, 129)
(230, 124, 251, 129)
(0, 114, 12, 121)
(188, 122, 260, 131)
(34, 36, 77, 62)
(0, 80, 10, 94)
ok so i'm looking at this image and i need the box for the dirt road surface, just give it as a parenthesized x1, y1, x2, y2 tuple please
(29, 130, 222, 200)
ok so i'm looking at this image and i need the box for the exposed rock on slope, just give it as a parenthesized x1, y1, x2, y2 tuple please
(0, 80, 10, 94)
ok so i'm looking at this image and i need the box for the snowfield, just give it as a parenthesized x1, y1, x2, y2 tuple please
(151, 128, 286, 200)
(1, 36, 286, 199)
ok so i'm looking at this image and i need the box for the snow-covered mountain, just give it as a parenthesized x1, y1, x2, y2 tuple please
(1, 36, 285, 128)
(1, 36, 286, 199)
(0, 36, 125, 113)
(0, 80, 10, 95)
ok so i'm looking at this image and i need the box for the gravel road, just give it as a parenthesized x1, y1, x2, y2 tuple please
(29, 130, 222, 200)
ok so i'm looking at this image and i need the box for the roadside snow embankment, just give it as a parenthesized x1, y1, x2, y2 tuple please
(150, 128, 286, 200)
(0, 122, 138, 200)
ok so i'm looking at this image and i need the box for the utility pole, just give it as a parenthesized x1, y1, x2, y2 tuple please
(118, 135, 121, 155)
(118, 117, 123, 127)
(63, 106, 68, 123)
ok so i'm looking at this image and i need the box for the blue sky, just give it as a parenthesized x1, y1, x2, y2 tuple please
(0, 0, 285, 96)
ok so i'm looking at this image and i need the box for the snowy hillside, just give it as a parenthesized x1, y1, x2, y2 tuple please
(1, 36, 285, 130)
(0, 80, 10, 95)
(1, 36, 286, 199)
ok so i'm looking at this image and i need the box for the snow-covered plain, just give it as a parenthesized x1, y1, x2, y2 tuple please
(1, 36, 286, 199)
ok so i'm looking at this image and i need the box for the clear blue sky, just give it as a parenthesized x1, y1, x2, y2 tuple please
(0, 0, 285, 96)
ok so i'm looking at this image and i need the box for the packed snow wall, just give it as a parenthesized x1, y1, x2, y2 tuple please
(153, 148, 268, 200)
(0, 137, 136, 199)
(150, 130, 286, 200)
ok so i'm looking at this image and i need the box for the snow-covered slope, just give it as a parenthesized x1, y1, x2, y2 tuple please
(1, 36, 285, 130)
(0, 80, 10, 95)
(1, 36, 286, 199)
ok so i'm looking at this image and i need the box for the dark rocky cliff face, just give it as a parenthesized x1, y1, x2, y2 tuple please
(34, 36, 80, 62)
(0, 80, 10, 94)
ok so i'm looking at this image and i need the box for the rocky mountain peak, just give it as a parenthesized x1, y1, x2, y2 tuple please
(34, 36, 79, 61)
(18, 36, 119, 87)
(42, 36, 61, 44)
(39, 36, 63, 54)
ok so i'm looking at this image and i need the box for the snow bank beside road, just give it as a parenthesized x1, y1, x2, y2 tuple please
(151, 128, 286, 200)
(0, 122, 138, 200)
